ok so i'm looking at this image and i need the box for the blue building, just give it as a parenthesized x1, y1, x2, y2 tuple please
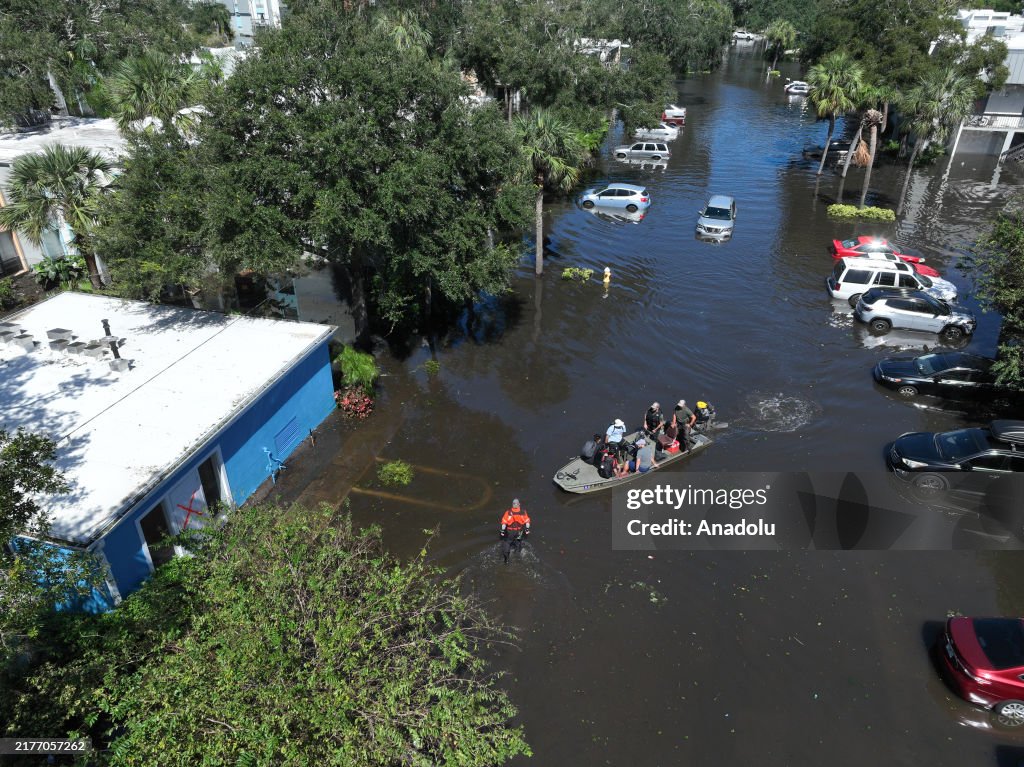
(1, 293, 336, 609)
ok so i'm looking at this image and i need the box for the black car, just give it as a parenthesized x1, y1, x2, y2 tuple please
(887, 420, 1024, 495)
(874, 352, 1024, 403)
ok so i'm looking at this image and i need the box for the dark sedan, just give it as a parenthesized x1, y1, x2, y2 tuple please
(874, 352, 1024, 403)
(887, 420, 1024, 506)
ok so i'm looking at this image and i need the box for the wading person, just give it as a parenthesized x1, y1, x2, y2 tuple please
(500, 498, 532, 564)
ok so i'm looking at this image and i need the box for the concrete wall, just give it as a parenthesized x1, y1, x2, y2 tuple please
(93, 338, 335, 605)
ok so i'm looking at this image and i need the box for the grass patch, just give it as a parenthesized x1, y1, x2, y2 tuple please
(378, 460, 414, 487)
(827, 204, 896, 221)
(423, 359, 440, 376)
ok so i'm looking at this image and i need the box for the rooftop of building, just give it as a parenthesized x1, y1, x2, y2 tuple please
(1, 293, 334, 546)
(0, 117, 125, 167)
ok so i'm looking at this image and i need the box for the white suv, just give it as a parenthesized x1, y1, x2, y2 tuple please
(827, 257, 957, 307)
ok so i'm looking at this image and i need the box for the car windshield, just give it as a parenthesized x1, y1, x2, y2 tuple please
(703, 206, 731, 220)
(915, 354, 947, 376)
(935, 429, 987, 461)
(917, 275, 934, 288)
(973, 619, 1024, 670)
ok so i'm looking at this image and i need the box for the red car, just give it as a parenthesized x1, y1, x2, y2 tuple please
(831, 236, 941, 277)
(936, 617, 1024, 720)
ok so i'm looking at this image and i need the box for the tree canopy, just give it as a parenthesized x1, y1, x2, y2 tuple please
(2, 505, 529, 766)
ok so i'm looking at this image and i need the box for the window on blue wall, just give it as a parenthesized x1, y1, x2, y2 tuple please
(198, 454, 224, 513)
(140, 504, 174, 568)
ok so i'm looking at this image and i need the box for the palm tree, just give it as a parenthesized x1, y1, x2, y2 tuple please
(514, 110, 586, 276)
(764, 20, 797, 72)
(858, 108, 884, 208)
(896, 70, 976, 216)
(808, 51, 864, 175)
(0, 145, 112, 289)
(373, 10, 432, 54)
(105, 52, 208, 134)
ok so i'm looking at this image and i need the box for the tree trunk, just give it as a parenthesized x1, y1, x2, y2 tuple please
(840, 125, 863, 178)
(82, 253, 103, 290)
(896, 138, 922, 218)
(881, 102, 890, 134)
(343, 262, 370, 344)
(771, 49, 779, 71)
(817, 115, 836, 175)
(859, 124, 879, 209)
(532, 274, 543, 343)
(47, 69, 69, 117)
(534, 182, 544, 276)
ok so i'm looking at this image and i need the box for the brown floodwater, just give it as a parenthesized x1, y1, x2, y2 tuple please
(266, 46, 1024, 766)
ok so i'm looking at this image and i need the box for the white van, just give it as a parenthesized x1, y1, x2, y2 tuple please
(827, 257, 957, 307)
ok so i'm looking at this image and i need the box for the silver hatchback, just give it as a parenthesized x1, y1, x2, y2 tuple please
(613, 141, 670, 161)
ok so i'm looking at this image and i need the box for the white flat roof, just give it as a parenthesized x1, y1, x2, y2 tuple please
(0, 117, 125, 166)
(1, 293, 334, 545)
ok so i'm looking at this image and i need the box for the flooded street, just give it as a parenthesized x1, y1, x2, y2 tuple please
(271, 46, 1024, 766)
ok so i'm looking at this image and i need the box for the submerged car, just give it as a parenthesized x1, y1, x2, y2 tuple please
(887, 420, 1024, 493)
(831, 237, 938, 276)
(661, 104, 687, 124)
(613, 141, 670, 161)
(874, 352, 1024, 403)
(936, 617, 1024, 719)
(580, 183, 651, 212)
(854, 288, 975, 340)
(634, 122, 679, 141)
(829, 258, 957, 305)
(785, 80, 810, 94)
(695, 194, 736, 240)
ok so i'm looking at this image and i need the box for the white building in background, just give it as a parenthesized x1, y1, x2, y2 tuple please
(0, 118, 124, 278)
(217, 0, 284, 46)
(943, 9, 1024, 162)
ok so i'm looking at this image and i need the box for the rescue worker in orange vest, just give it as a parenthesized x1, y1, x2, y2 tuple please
(500, 498, 531, 564)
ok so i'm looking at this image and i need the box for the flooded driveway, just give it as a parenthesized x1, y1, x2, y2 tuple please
(269, 46, 1024, 766)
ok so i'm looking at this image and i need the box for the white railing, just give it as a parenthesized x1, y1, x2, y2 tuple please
(964, 113, 1024, 130)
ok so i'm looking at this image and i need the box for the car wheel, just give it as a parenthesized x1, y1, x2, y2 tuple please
(996, 700, 1024, 722)
(896, 385, 919, 398)
(912, 473, 949, 495)
(942, 325, 965, 341)
(848, 293, 862, 308)
(626, 204, 638, 212)
(582, 200, 594, 209)
(870, 318, 892, 333)
(615, 152, 627, 159)
(652, 155, 662, 160)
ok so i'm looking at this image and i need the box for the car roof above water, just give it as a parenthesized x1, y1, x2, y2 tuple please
(605, 183, 648, 193)
(839, 256, 912, 272)
(707, 194, 734, 207)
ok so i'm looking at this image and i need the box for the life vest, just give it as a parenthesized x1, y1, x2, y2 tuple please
(501, 508, 531, 531)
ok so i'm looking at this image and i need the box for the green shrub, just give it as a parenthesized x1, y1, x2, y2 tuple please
(378, 459, 414, 487)
(0, 277, 16, 309)
(827, 204, 896, 221)
(768, 70, 780, 77)
(32, 255, 85, 289)
(423, 359, 440, 376)
(335, 345, 379, 393)
(561, 267, 594, 282)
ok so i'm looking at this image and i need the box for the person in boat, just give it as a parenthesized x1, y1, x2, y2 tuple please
(580, 433, 603, 463)
(673, 399, 697, 445)
(643, 402, 665, 439)
(695, 401, 716, 428)
(605, 418, 627, 453)
(629, 438, 658, 474)
(499, 499, 531, 564)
